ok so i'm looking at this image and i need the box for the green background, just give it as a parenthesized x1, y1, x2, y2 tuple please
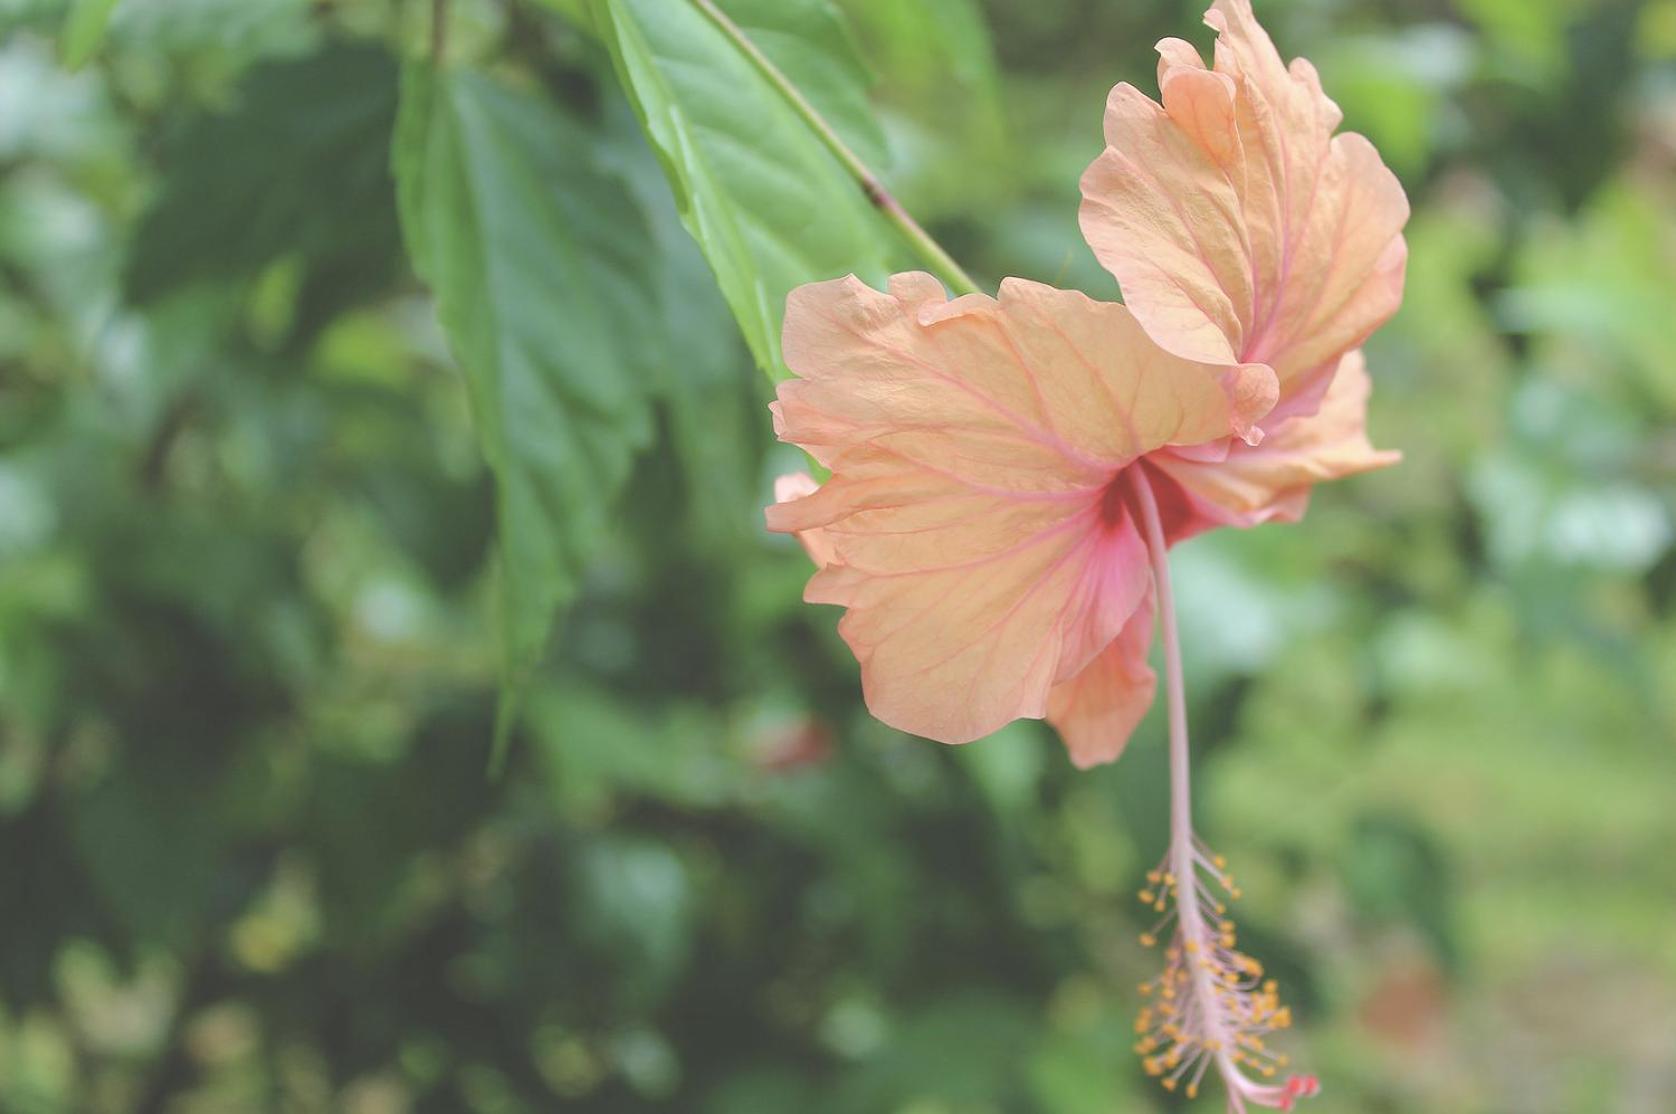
(2, 0, 1674, 1111)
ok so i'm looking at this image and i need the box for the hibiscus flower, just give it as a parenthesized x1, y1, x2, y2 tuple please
(766, 2, 1407, 1108)
(770, 0, 1406, 767)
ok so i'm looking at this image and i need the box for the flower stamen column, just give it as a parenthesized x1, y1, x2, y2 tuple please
(1129, 471, 1319, 1112)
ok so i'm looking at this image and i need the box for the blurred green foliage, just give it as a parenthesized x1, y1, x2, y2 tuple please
(2, 0, 1675, 1112)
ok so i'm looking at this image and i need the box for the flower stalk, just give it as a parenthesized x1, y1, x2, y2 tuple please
(689, 0, 982, 297)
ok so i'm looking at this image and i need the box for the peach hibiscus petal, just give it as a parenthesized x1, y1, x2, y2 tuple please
(1046, 595, 1156, 769)
(765, 272, 1275, 746)
(772, 471, 837, 567)
(1152, 349, 1399, 528)
(1078, 0, 1409, 416)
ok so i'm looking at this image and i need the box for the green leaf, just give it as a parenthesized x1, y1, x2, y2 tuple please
(711, 0, 889, 168)
(60, 0, 121, 68)
(599, 97, 759, 551)
(589, 0, 912, 381)
(393, 64, 658, 752)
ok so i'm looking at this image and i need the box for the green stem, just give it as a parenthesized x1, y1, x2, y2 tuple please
(690, 0, 982, 297)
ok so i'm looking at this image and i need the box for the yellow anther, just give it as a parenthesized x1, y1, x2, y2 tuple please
(1139, 932, 1157, 947)
(1138, 890, 1156, 904)
(1186, 1083, 1199, 1099)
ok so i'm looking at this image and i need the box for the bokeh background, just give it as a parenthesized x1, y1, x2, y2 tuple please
(3, 0, 1676, 1111)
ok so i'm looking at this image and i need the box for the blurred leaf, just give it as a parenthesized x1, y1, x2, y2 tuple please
(307, 709, 497, 949)
(529, 686, 742, 814)
(70, 762, 227, 951)
(1315, 24, 1474, 178)
(1470, 452, 1672, 573)
(1501, 181, 1676, 410)
(589, 0, 912, 381)
(535, 0, 593, 33)
(830, 989, 1038, 1113)
(571, 835, 694, 1009)
(1469, 379, 1672, 575)
(393, 63, 659, 740)
(838, 0, 1001, 112)
(1342, 813, 1461, 973)
(103, 0, 314, 63)
(125, 42, 400, 309)
(954, 720, 1045, 817)
(1456, 0, 1579, 75)
(60, 0, 120, 68)
(1027, 1010, 1131, 1114)
(703, 1066, 821, 1114)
